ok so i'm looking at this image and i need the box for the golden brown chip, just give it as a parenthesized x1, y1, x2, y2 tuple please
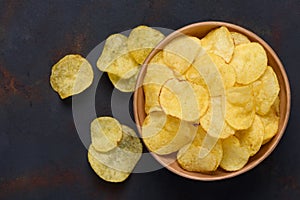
(209, 53, 236, 88)
(200, 100, 235, 139)
(184, 65, 207, 88)
(91, 125, 142, 172)
(177, 127, 223, 173)
(230, 42, 267, 84)
(142, 111, 197, 155)
(91, 117, 123, 152)
(235, 115, 264, 156)
(97, 34, 139, 79)
(149, 51, 165, 65)
(230, 31, 251, 46)
(220, 136, 250, 171)
(201, 26, 234, 63)
(253, 66, 280, 115)
(108, 67, 140, 92)
(127, 25, 165, 64)
(50, 54, 94, 99)
(259, 105, 279, 145)
(143, 63, 176, 113)
(159, 78, 200, 122)
(163, 36, 201, 74)
(88, 145, 130, 183)
(225, 85, 255, 130)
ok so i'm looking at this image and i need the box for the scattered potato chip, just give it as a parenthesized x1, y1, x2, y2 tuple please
(259, 105, 279, 145)
(159, 78, 200, 122)
(230, 42, 267, 84)
(91, 125, 142, 172)
(97, 34, 139, 79)
(88, 145, 130, 183)
(143, 63, 176, 113)
(108, 67, 140, 92)
(163, 36, 201, 74)
(50, 54, 94, 99)
(142, 111, 197, 155)
(230, 32, 251, 46)
(201, 26, 234, 63)
(127, 25, 165, 64)
(225, 85, 255, 130)
(253, 66, 280, 115)
(91, 117, 123, 152)
(177, 127, 223, 173)
(200, 99, 235, 139)
(220, 136, 250, 171)
(235, 115, 264, 156)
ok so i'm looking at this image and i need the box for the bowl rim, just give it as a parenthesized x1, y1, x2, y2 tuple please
(133, 21, 291, 181)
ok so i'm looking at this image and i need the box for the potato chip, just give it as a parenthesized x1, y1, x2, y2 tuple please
(235, 115, 264, 156)
(253, 66, 280, 115)
(90, 125, 142, 172)
(108, 67, 140, 92)
(97, 34, 139, 79)
(163, 36, 201, 74)
(201, 26, 234, 63)
(159, 78, 200, 122)
(191, 83, 209, 117)
(225, 85, 255, 130)
(177, 127, 223, 173)
(184, 65, 207, 88)
(230, 32, 250, 46)
(142, 111, 197, 155)
(50, 54, 94, 99)
(259, 105, 279, 145)
(149, 51, 165, 65)
(230, 42, 267, 84)
(143, 63, 176, 113)
(220, 136, 250, 171)
(272, 96, 280, 116)
(91, 117, 122, 152)
(200, 100, 235, 139)
(191, 52, 225, 97)
(209, 53, 236, 88)
(127, 25, 165, 64)
(88, 145, 130, 183)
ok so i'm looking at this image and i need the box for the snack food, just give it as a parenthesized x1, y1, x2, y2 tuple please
(50, 54, 93, 99)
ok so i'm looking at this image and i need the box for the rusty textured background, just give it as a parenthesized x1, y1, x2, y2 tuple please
(0, 0, 299, 199)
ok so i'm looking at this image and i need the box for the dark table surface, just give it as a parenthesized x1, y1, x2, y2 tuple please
(0, 0, 300, 199)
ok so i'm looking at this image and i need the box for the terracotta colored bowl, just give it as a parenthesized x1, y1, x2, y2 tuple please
(133, 21, 291, 181)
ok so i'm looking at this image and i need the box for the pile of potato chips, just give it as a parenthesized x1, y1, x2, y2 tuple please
(142, 26, 280, 172)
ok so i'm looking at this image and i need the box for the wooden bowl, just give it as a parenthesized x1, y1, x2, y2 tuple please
(133, 21, 291, 181)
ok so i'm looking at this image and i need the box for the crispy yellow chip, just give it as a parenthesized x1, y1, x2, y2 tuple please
(191, 52, 225, 97)
(191, 83, 209, 117)
(88, 145, 130, 183)
(143, 63, 176, 113)
(259, 105, 279, 145)
(201, 26, 234, 63)
(230, 42, 267, 84)
(200, 100, 235, 139)
(272, 96, 280, 116)
(108, 67, 140, 92)
(253, 66, 280, 115)
(159, 78, 200, 122)
(225, 85, 255, 130)
(149, 51, 165, 65)
(230, 32, 251, 46)
(235, 115, 264, 156)
(184, 65, 207, 88)
(97, 34, 139, 79)
(90, 125, 142, 172)
(177, 127, 223, 173)
(220, 136, 250, 171)
(127, 25, 165, 64)
(142, 111, 197, 155)
(209, 53, 236, 88)
(163, 36, 201, 74)
(91, 117, 123, 152)
(50, 54, 94, 99)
